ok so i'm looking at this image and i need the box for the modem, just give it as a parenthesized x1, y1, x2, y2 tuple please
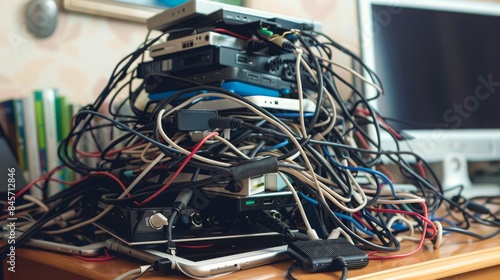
(287, 238, 368, 272)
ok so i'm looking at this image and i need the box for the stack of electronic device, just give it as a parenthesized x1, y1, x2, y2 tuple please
(137, 0, 321, 112)
(92, 0, 322, 246)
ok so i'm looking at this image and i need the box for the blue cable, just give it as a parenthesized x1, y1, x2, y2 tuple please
(334, 212, 374, 236)
(322, 147, 399, 198)
(260, 139, 289, 152)
(299, 191, 318, 205)
(298, 193, 374, 236)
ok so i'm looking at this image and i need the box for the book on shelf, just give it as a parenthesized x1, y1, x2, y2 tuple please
(21, 94, 43, 198)
(0, 99, 18, 161)
(55, 95, 75, 183)
(13, 99, 29, 185)
(0, 91, 78, 198)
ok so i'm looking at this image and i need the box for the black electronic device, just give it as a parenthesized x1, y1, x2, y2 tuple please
(141, 66, 296, 95)
(203, 191, 296, 212)
(176, 109, 217, 131)
(138, 47, 301, 94)
(169, 8, 306, 34)
(139, 46, 283, 78)
(287, 239, 369, 273)
(92, 203, 297, 245)
(147, 0, 321, 33)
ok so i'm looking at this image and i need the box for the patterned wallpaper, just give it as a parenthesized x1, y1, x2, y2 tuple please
(0, 0, 497, 104)
(0, 0, 148, 104)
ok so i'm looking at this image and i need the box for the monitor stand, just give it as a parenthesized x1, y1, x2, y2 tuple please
(442, 153, 500, 199)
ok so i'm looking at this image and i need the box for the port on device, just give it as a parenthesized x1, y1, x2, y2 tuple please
(245, 199, 257, 206)
(263, 199, 275, 205)
(182, 40, 194, 49)
(191, 212, 203, 227)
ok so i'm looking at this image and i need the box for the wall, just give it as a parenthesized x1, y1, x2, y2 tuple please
(0, 0, 147, 104)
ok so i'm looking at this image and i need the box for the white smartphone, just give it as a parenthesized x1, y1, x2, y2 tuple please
(24, 239, 107, 257)
(106, 238, 289, 277)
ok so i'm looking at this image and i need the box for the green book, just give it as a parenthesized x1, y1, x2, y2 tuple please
(13, 99, 29, 183)
(34, 89, 60, 197)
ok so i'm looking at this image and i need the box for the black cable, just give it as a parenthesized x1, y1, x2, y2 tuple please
(248, 140, 266, 158)
(286, 261, 300, 280)
(442, 227, 500, 239)
(289, 173, 401, 252)
(334, 258, 348, 280)
(296, 34, 324, 134)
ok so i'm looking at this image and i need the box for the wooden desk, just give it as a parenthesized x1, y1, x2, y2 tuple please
(3, 226, 500, 280)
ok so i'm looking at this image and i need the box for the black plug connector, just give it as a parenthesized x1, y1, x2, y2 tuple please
(208, 117, 243, 129)
(245, 40, 269, 53)
(452, 195, 491, 214)
(172, 189, 193, 214)
(249, 210, 290, 236)
(229, 157, 279, 182)
(152, 258, 173, 272)
(334, 147, 350, 161)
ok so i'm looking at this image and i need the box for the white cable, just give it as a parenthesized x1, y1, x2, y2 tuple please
(22, 195, 49, 212)
(284, 167, 358, 205)
(387, 214, 416, 237)
(293, 48, 307, 138)
(314, 55, 383, 95)
(157, 92, 326, 204)
(327, 227, 354, 244)
(298, 56, 338, 137)
(341, 159, 368, 208)
(277, 172, 314, 235)
(157, 109, 231, 167)
(213, 135, 251, 160)
(283, 167, 371, 212)
(45, 153, 165, 235)
(114, 265, 151, 280)
(170, 250, 233, 279)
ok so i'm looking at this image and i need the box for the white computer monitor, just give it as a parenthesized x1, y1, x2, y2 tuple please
(358, 0, 500, 198)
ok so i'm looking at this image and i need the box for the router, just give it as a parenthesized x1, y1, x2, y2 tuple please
(287, 239, 369, 272)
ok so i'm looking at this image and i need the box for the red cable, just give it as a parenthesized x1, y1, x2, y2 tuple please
(357, 108, 403, 140)
(73, 249, 116, 261)
(416, 161, 427, 179)
(352, 213, 373, 231)
(11, 165, 84, 204)
(355, 131, 370, 150)
(176, 243, 215, 249)
(377, 164, 395, 183)
(366, 205, 436, 238)
(214, 28, 256, 41)
(139, 132, 219, 206)
(7, 171, 128, 212)
(368, 203, 433, 260)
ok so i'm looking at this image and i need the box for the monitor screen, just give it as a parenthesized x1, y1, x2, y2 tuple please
(358, 0, 500, 197)
(370, 2, 500, 131)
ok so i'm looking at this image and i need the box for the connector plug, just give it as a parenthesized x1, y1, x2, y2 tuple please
(152, 258, 173, 272)
(172, 189, 193, 214)
(229, 157, 279, 182)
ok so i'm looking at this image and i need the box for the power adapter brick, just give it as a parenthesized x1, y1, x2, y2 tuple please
(287, 238, 369, 272)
